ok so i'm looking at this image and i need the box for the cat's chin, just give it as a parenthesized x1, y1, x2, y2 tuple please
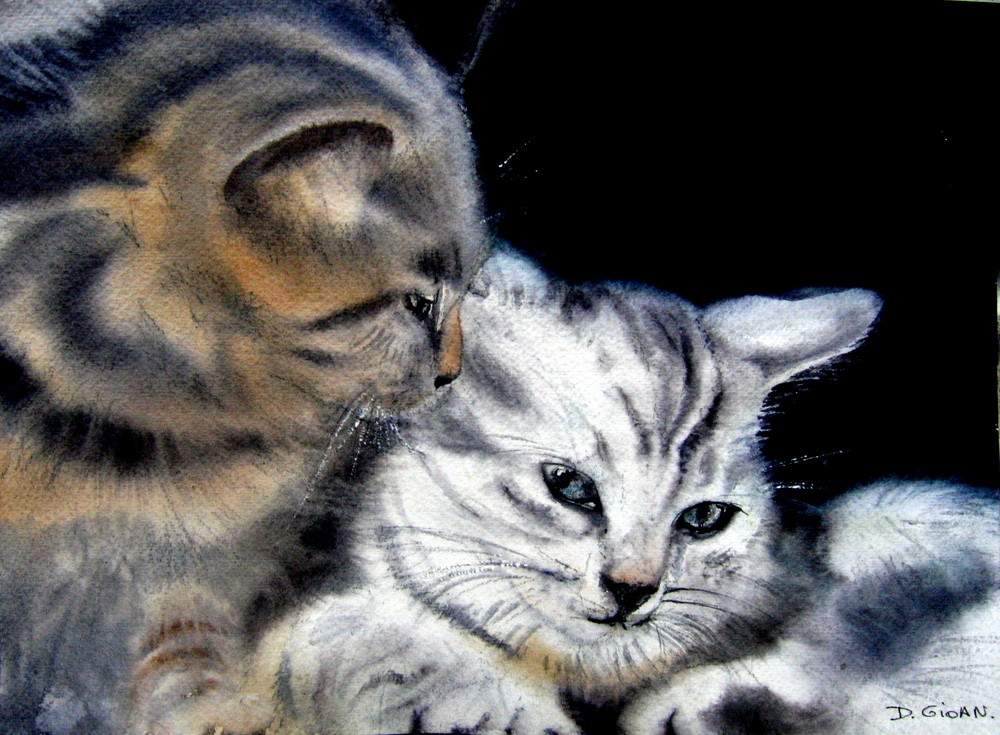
(559, 616, 650, 643)
(375, 384, 436, 411)
(514, 617, 683, 695)
(312, 379, 435, 419)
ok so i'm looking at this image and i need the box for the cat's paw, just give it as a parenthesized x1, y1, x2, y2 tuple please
(126, 597, 274, 735)
(619, 666, 839, 735)
(619, 674, 712, 735)
(127, 668, 273, 735)
(340, 663, 583, 735)
(408, 683, 583, 735)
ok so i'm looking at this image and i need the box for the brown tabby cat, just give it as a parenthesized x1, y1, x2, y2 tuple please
(0, 1, 485, 732)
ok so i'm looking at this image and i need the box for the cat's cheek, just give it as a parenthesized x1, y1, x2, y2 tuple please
(666, 523, 758, 590)
(363, 331, 442, 408)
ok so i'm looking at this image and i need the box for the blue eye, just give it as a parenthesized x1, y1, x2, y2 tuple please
(675, 501, 740, 537)
(541, 463, 601, 513)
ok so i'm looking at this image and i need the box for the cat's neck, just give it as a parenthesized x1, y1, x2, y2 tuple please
(0, 314, 377, 533)
(0, 430, 321, 535)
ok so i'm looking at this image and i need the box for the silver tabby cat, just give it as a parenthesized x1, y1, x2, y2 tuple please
(254, 251, 999, 735)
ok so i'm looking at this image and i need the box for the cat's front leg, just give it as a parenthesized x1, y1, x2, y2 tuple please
(271, 597, 583, 735)
(126, 586, 274, 735)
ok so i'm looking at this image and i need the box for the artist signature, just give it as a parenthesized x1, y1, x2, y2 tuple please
(887, 704, 994, 721)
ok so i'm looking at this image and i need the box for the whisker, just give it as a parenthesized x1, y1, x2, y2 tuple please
(422, 570, 531, 603)
(661, 586, 782, 618)
(721, 569, 794, 600)
(290, 388, 375, 523)
(379, 526, 535, 561)
(649, 620, 688, 656)
(398, 560, 554, 581)
(657, 599, 760, 636)
(770, 449, 849, 468)
(660, 598, 736, 616)
(651, 612, 747, 663)
(647, 618, 704, 655)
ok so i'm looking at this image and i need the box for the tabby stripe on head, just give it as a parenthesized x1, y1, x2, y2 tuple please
(654, 315, 720, 455)
(616, 388, 654, 457)
(676, 392, 724, 470)
(631, 304, 722, 462)
(304, 293, 397, 332)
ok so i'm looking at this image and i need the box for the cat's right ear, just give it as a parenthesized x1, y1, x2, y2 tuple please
(223, 121, 394, 232)
(702, 289, 882, 386)
(469, 247, 553, 303)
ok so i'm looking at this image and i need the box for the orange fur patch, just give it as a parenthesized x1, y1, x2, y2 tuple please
(0, 433, 307, 535)
(438, 308, 463, 380)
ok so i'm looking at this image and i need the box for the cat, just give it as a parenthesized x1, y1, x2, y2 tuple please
(622, 478, 1000, 735)
(246, 251, 996, 734)
(0, 1, 485, 733)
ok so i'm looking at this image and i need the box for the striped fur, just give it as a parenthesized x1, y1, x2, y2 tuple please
(253, 252, 923, 734)
(622, 480, 1000, 735)
(0, 2, 485, 733)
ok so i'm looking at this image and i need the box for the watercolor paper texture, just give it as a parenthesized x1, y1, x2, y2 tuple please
(0, 2, 997, 734)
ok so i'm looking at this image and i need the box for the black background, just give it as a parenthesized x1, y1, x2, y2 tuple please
(392, 1, 998, 497)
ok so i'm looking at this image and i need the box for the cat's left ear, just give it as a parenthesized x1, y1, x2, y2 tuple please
(468, 246, 554, 304)
(702, 289, 882, 386)
(223, 120, 394, 231)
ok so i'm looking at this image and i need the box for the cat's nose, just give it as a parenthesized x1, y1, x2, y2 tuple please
(435, 308, 462, 388)
(599, 574, 658, 618)
(434, 372, 457, 388)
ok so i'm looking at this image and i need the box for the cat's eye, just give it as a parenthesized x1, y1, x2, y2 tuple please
(404, 292, 434, 322)
(675, 501, 740, 537)
(541, 463, 601, 513)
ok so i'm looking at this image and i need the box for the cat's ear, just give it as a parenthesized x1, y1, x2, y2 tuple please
(223, 121, 394, 231)
(703, 289, 881, 385)
(469, 247, 553, 304)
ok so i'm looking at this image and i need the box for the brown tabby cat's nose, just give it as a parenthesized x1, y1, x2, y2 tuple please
(599, 574, 658, 618)
(436, 309, 462, 388)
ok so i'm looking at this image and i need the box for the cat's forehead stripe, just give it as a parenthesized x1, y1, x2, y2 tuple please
(595, 434, 611, 463)
(414, 243, 464, 283)
(616, 388, 654, 457)
(634, 306, 722, 462)
(645, 307, 721, 457)
(464, 352, 529, 412)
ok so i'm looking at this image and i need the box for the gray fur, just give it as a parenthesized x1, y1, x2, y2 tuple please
(248, 252, 994, 735)
(0, 1, 485, 732)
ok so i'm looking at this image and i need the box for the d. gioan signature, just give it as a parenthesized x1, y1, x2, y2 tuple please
(887, 704, 993, 721)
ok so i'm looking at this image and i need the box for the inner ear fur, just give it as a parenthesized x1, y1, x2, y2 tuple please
(703, 289, 882, 386)
(223, 121, 394, 232)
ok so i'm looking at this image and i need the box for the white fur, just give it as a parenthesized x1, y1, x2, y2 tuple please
(621, 481, 1000, 735)
(257, 254, 996, 734)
